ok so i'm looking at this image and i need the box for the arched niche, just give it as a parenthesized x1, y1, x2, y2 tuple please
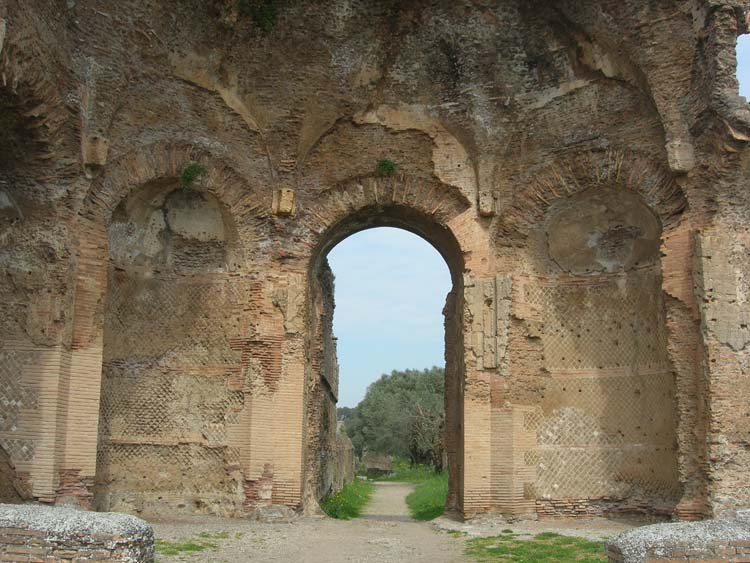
(107, 178, 239, 273)
(94, 176, 247, 518)
(510, 167, 686, 518)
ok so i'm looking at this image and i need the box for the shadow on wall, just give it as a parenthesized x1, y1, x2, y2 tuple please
(0, 445, 23, 503)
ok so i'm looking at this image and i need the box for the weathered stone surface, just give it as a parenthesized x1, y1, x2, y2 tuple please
(0, 504, 154, 562)
(0, 0, 748, 522)
(606, 512, 750, 562)
(248, 504, 297, 524)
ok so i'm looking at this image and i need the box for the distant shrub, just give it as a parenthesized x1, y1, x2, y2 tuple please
(343, 367, 444, 463)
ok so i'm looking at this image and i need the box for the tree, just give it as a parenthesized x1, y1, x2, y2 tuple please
(342, 367, 444, 466)
(408, 403, 445, 471)
(336, 406, 355, 423)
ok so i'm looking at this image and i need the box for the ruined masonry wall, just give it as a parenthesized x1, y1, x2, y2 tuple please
(0, 0, 749, 520)
(0, 504, 154, 563)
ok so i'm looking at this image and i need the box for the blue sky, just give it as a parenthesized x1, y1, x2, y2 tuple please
(739, 36, 750, 99)
(330, 43, 750, 408)
(327, 228, 451, 407)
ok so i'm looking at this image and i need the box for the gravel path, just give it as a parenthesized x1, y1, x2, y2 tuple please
(151, 482, 642, 562)
(360, 481, 414, 522)
(151, 482, 467, 563)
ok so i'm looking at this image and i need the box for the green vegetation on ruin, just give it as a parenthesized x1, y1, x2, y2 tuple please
(320, 478, 374, 520)
(465, 531, 607, 562)
(180, 162, 207, 187)
(238, 0, 278, 33)
(376, 158, 397, 176)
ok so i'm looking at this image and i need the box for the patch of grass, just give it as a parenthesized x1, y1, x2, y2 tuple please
(180, 162, 207, 187)
(376, 158, 397, 176)
(466, 532, 607, 562)
(405, 471, 448, 520)
(155, 531, 229, 556)
(198, 531, 230, 540)
(374, 458, 439, 483)
(155, 531, 230, 556)
(320, 478, 374, 520)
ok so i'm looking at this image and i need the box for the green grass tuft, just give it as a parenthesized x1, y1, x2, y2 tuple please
(320, 478, 374, 520)
(376, 158, 397, 176)
(373, 458, 439, 484)
(155, 531, 230, 556)
(466, 532, 607, 562)
(405, 470, 448, 520)
(180, 162, 207, 187)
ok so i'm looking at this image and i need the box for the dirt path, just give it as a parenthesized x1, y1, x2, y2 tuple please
(360, 481, 414, 522)
(151, 483, 639, 562)
(152, 482, 467, 563)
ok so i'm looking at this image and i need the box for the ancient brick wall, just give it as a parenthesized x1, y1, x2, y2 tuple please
(695, 231, 750, 515)
(303, 259, 343, 504)
(93, 183, 249, 517)
(1, 0, 749, 520)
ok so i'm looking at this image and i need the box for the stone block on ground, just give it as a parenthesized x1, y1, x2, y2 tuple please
(0, 503, 154, 562)
(248, 504, 298, 523)
(606, 511, 750, 562)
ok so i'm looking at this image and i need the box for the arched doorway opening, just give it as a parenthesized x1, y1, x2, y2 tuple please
(303, 204, 466, 515)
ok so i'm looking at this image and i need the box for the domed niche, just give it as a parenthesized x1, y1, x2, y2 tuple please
(544, 188, 661, 275)
(108, 180, 231, 272)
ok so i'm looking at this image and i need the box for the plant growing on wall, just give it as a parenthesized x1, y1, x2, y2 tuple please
(376, 158, 397, 176)
(237, 0, 277, 33)
(180, 162, 207, 188)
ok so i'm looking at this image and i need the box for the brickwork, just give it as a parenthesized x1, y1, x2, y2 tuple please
(0, 0, 749, 521)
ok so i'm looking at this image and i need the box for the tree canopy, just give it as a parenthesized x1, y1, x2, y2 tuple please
(338, 367, 444, 465)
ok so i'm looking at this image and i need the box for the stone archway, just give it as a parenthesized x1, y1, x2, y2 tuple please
(297, 175, 476, 515)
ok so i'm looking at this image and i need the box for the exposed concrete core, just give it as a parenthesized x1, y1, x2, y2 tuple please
(0, 0, 749, 523)
(546, 189, 661, 275)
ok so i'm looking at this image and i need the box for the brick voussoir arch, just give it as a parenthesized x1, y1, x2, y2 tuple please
(72, 142, 270, 349)
(0, 20, 76, 175)
(81, 142, 270, 227)
(496, 149, 688, 245)
(298, 173, 471, 274)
